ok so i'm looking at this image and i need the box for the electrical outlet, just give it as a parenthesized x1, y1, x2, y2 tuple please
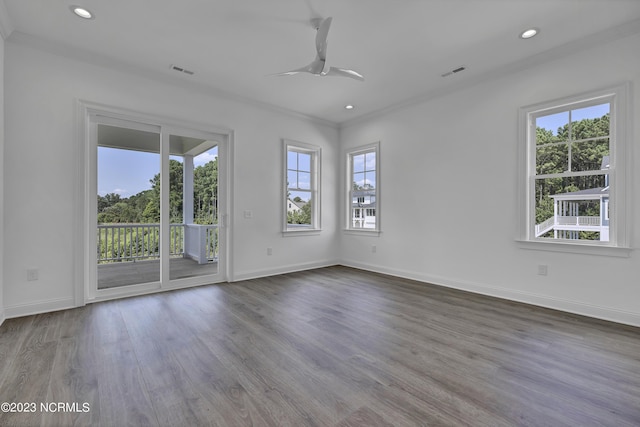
(537, 264, 548, 276)
(244, 210, 253, 219)
(267, 247, 273, 256)
(371, 245, 377, 253)
(27, 268, 39, 281)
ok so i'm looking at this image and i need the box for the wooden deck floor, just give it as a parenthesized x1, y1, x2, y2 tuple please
(98, 257, 218, 289)
(1, 266, 639, 426)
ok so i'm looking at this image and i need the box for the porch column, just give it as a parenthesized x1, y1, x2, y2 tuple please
(553, 197, 558, 239)
(183, 155, 194, 225)
(183, 155, 195, 260)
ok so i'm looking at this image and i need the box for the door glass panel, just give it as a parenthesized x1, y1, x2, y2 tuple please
(96, 124, 160, 289)
(169, 138, 219, 280)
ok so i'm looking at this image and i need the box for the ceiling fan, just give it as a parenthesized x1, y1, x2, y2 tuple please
(275, 17, 364, 82)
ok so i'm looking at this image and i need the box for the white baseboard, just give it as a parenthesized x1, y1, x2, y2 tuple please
(6, 261, 639, 328)
(341, 259, 640, 328)
(232, 259, 339, 282)
(5, 297, 76, 319)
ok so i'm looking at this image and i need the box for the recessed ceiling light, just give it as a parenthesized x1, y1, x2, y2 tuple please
(71, 6, 94, 19)
(520, 28, 539, 39)
(345, 104, 355, 110)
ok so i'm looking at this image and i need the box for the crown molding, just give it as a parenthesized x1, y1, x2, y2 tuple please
(0, 0, 14, 40)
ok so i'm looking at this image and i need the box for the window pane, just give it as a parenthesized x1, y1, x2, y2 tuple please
(536, 144, 568, 175)
(97, 144, 160, 289)
(287, 190, 311, 226)
(534, 175, 609, 241)
(365, 152, 376, 171)
(287, 170, 298, 189)
(536, 111, 568, 144)
(289, 191, 311, 203)
(364, 172, 376, 189)
(571, 104, 610, 140)
(298, 153, 311, 172)
(353, 154, 365, 173)
(285, 142, 319, 230)
(571, 139, 609, 172)
(298, 171, 311, 190)
(170, 146, 219, 281)
(287, 150, 298, 169)
(348, 144, 379, 231)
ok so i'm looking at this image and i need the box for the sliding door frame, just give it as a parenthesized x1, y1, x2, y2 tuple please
(75, 100, 234, 305)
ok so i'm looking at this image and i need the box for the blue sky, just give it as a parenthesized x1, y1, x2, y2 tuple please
(287, 151, 312, 203)
(353, 152, 376, 188)
(536, 103, 609, 135)
(98, 146, 218, 197)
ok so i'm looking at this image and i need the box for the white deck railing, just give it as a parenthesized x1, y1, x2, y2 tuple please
(556, 216, 601, 226)
(536, 215, 602, 237)
(535, 217, 556, 236)
(97, 223, 217, 263)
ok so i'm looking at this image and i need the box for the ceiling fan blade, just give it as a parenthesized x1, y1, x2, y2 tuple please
(271, 65, 309, 76)
(273, 70, 304, 77)
(326, 67, 365, 82)
(272, 58, 325, 77)
(315, 17, 332, 61)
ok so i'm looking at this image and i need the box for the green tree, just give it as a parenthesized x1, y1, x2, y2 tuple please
(142, 159, 184, 223)
(287, 200, 311, 225)
(193, 159, 218, 224)
(97, 193, 122, 213)
(98, 157, 218, 226)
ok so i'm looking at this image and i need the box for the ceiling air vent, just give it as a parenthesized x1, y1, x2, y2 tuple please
(441, 66, 466, 78)
(171, 65, 195, 76)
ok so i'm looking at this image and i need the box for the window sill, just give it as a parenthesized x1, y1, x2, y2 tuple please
(282, 228, 322, 237)
(517, 239, 632, 258)
(343, 229, 381, 237)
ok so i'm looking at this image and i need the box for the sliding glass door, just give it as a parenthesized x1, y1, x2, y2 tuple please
(167, 133, 220, 281)
(88, 112, 227, 299)
(96, 121, 161, 289)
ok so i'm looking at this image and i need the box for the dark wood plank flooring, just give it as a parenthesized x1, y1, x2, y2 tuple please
(1, 266, 639, 426)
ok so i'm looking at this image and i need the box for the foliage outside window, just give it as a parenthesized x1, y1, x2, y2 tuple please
(284, 140, 320, 232)
(520, 85, 629, 252)
(97, 156, 218, 225)
(347, 142, 379, 232)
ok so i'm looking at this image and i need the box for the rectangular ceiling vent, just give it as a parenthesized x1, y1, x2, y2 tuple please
(441, 66, 466, 78)
(171, 64, 195, 76)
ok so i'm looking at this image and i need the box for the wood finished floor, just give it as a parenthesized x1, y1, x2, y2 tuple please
(1, 266, 639, 426)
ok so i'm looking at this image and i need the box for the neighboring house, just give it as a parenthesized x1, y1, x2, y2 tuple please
(535, 156, 609, 241)
(287, 199, 306, 214)
(352, 189, 376, 229)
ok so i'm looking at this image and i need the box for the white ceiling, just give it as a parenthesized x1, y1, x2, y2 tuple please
(2, 0, 640, 126)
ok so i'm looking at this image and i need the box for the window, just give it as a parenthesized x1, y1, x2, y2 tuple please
(284, 140, 320, 232)
(518, 85, 630, 255)
(347, 142, 380, 232)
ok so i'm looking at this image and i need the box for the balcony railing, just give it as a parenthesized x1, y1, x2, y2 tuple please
(556, 216, 601, 226)
(97, 223, 217, 263)
(535, 217, 556, 236)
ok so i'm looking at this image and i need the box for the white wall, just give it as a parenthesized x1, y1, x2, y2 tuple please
(340, 33, 640, 326)
(0, 31, 5, 326)
(3, 39, 339, 317)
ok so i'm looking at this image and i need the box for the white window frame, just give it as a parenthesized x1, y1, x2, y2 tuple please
(517, 84, 631, 257)
(345, 142, 380, 234)
(283, 139, 321, 234)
